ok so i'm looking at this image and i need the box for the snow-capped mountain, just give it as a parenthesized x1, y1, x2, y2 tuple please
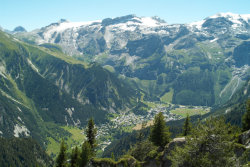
(17, 13, 250, 106)
(190, 12, 250, 29)
(22, 15, 170, 55)
(20, 13, 250, 53)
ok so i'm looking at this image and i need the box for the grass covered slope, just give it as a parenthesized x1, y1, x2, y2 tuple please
(24, 42, 138, 114)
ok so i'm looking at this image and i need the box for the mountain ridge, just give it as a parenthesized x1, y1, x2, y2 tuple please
(16, 12, 250, 106)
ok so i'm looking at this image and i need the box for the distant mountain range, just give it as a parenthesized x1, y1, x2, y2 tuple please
(16, 12, 250, 106)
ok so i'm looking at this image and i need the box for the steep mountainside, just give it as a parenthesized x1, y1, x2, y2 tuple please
(0, 137, 53, 167)
(0, 31, 137, 142)
(17, 13, 250, 106)
(211, 79, 250, 126)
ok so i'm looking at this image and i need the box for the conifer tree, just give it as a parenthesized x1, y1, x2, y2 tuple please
(86, 118, 97, 151)
(70, 146, 80, 167)
(55, 140, 67, 167)
(183, 114, 192, 136)
(111, 152, 115, 161)
(169, 117, 237, 167)
(149, 112, 171, 148)
(80, 141, 92, 167)
(242, 99, 250, 131)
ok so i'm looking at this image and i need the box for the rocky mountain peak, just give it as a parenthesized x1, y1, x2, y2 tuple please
(189, 12, 250, 33)
(13, 26, 27, 33)
(59, 18, 68, 23)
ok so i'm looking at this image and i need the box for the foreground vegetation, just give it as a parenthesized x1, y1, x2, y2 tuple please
(54, 99, 250, 167)
(0, 99, 249, 167)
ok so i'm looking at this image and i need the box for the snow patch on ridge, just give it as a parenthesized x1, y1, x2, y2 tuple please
(138, 17, 163, 27)
(54, 20, 101, 32)
(210, 38, 218, 43)
(109, 16, 167, 33)
(42, 20, 101, 42)
(189, 20, 205, 29)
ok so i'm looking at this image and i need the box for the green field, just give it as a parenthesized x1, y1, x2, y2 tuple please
(170, 107, 210, 117)
(46, 126, 85, 158)
(160, 88, 174, 103)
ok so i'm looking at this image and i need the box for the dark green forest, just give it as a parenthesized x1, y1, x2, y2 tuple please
(0, 138, 52, 167)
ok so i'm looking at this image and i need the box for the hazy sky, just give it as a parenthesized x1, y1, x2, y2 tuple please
(1, 0, 250, 31)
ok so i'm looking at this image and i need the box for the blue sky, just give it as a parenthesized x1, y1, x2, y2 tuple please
(1, 0, 250, 31)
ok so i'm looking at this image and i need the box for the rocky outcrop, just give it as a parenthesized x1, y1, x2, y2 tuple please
(162, 137, 186, 167)
(237, 129, 250, 163)
(239, 129, 250, 148)
(143, 137, 186, 167)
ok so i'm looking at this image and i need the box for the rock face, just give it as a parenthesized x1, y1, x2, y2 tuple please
(17, 13, 250, 106)
(162, 137, 186, 167)
(239, 129, 250, 149)
(142, 137, 186, 167)
(233, 41, 250, 67)
(236, 130, 250, 164)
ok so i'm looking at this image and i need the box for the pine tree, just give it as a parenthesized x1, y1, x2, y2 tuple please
(242, 99, 250, 131)
(183, 114, 192, 136)
(55, 140, 67, 167)
(169, 117, 237, 167)
(70, 146, 80, 167)
(80, 141, 92, 167)
(86, 118, 97, 151)
(111, 152, 115, 161)
(149, 112, 171, 148)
